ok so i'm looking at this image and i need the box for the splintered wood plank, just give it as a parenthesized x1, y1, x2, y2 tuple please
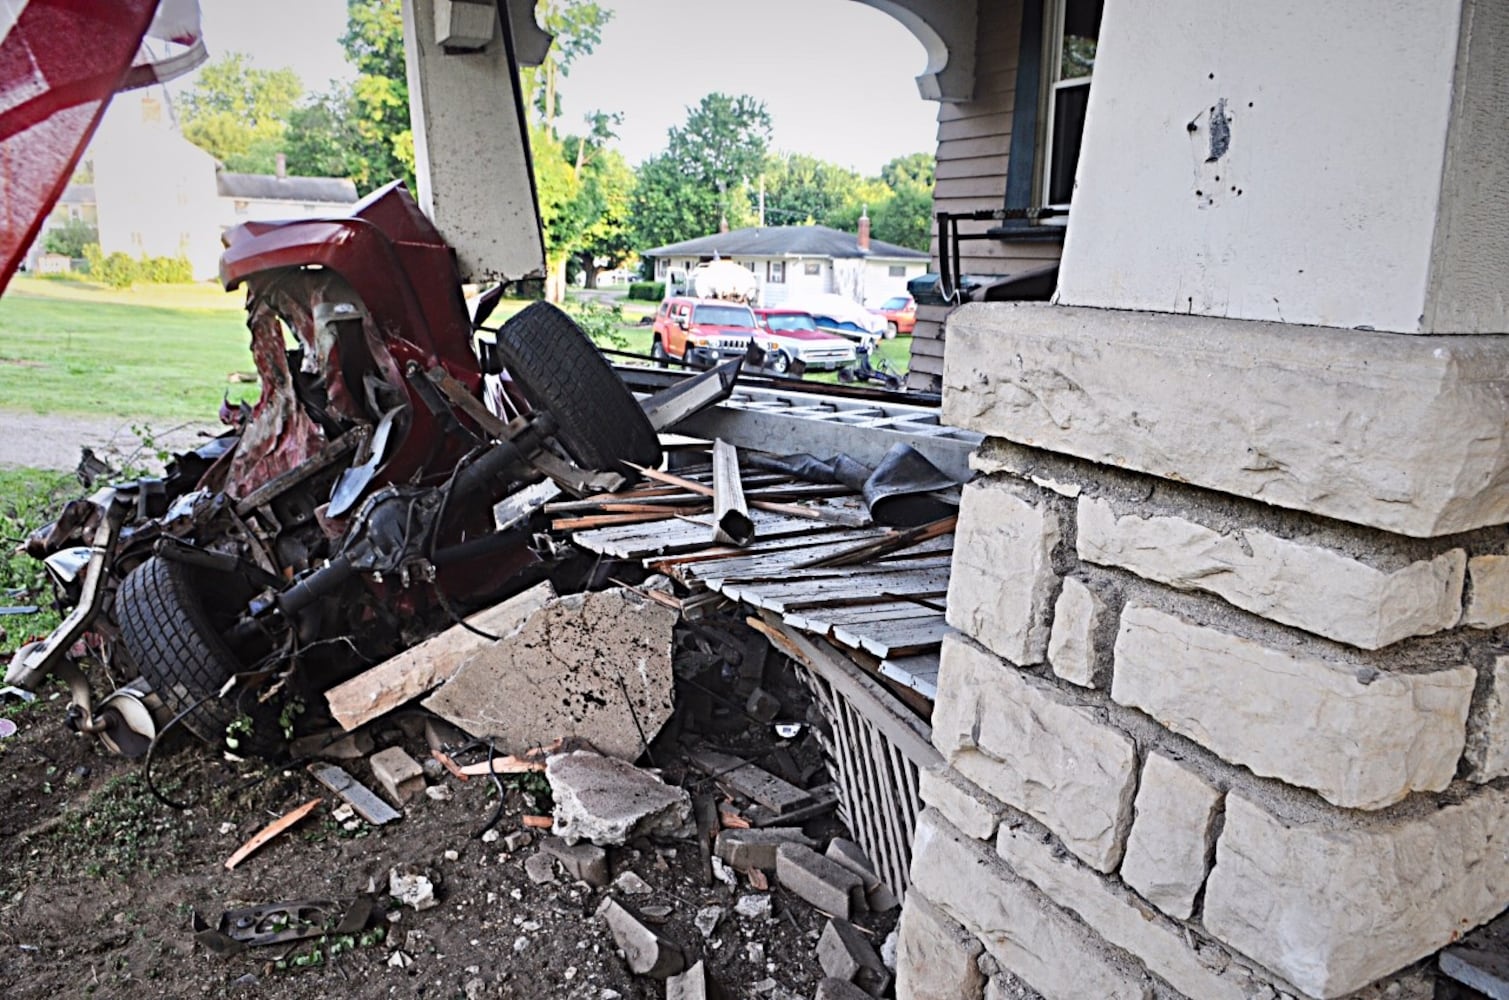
(795, 515, 956, 569)
(783, 601, 944, 633)
(325, 582, 554, 731)
(224, 797, 322, 869)
(688, 749, 815, 815)
(880, 653, 941, 701)
(712, 564, 953, 606)
(705, 554, 954, 588)
(649, 527, 884, 572)
(830, 614, 951, 659)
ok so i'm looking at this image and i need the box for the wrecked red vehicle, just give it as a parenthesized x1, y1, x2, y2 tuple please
(6, 182, 661, 756)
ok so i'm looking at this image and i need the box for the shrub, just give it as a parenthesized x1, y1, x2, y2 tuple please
(627, 281, 664, 302)
(562, 299, 629, 351)
(43, 217, 98, 258)
(78, 246, 194, 287)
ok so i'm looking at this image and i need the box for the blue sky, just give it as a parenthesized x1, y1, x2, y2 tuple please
(191, 0, 940, 174)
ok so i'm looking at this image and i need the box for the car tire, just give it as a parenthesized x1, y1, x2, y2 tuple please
(768, 350, 791, 375)
(116, 555, 284, 755)
(650, 336, 669, 367)
(885, 321, 899, 340)
(496, 301, 662, 474)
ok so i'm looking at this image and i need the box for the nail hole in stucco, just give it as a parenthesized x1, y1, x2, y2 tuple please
(1208, 73, 1215, 79)
(1187, 121, 1199, 132)
(1195, 190, 1203, 196)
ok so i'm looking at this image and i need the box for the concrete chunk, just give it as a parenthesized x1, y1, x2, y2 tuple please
(423, 588, 676, 760)
(596, 897, 685, 979)
(814, 978, 871, 1000)
(825, 839, 881, 890)
(819, 919, 891, 996)
(1112, 604, 1474, 809)
(666, 959, 710, 1000)
(715, 827, 818, 870)
(546, 750, 695, 846)
(1046, 576, 1105, 687)
(540, 836, 609, 887)
(369, 747, 425, 805)
(776, 843, 865, 918)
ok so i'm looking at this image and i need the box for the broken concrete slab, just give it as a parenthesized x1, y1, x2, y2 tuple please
(389, 866, 437, 911)
(818, 919, 891, 997)
(370, 747, 425, 805)
(716, 828, 819, 871)
(814, 978, 871, 1000)
(422, 588, 676, 761)
(547, 750, 695, 846)
(523, 853, 556, 885)
(776, 843, 866, 919)
(540, 836, 609, 887)
(325, 581, 554, 730)
(597, 897, 686, 978)
(667, 959, 711, 1000)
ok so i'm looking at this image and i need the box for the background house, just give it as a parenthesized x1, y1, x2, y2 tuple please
(74, 94, 357, 280)
(641, 220, 928, 307)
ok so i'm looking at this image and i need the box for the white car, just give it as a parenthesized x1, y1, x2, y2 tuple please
(778, 293, 885, 352)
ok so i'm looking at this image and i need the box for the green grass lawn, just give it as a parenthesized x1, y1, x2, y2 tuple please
(0, 279, 912, 423)
(0, 277, 257, 421)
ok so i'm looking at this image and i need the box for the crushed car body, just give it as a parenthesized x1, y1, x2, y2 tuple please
(6, 181, 664, 758)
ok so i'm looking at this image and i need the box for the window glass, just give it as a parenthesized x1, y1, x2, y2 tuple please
(804, 261, 821, 276)
(1043, 0, 1103, 210)
(693, 304, 757, 327)
(763, 313, 817, 332)
(888, 265, 905, 278)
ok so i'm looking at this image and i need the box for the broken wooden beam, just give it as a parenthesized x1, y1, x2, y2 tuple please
(224, 797, 322, 870)
(308, 764, 401, 825)
(688, 748, 815, 815)
(324, 581, 554, 731)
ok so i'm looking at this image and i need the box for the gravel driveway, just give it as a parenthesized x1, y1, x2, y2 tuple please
(0, 409, 220, 473)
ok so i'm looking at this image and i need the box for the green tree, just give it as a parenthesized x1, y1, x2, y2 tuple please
(631, 93, 772, 249)
(339, 0, 413, 191)
(521, 1, 611, 134)
(880, 152, 935, 190)
(179, 53, 303, 172)
(762, 153, 861, 228)
(570, 142, 635, 288)
(872, 180, 933, 250)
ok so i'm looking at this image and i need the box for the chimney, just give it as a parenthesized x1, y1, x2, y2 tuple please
(719, 214, 729, 234)
(858, 207, 871, 251)
(275, 152, 286, 180)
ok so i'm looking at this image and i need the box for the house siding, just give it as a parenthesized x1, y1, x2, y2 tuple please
(908, 0, 1066, 391)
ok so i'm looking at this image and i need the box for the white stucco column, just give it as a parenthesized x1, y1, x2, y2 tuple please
(402, 0, 545, 283)
(1056, 0, 1509, 335)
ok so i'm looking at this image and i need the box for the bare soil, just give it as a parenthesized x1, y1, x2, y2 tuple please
(0, 662, 886, 1000)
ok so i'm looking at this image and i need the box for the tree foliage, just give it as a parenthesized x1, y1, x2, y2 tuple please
(336, 0, 413, 191)
(522, 1, 612, 134)
(179, 53, 302, 173)
(630, 93, 771, 250)
(43, 217, 98, 258)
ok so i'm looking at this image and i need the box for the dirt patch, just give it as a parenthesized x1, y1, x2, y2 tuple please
(0, 663, 891, 1000)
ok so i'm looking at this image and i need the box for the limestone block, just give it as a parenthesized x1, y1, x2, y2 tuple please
(1116, 752, 1223, 920)
(1466, 656, 1509, 782)
(941, 302, 1509, 538)
(1464, 555, 1509, 628)
(995, 819, 1277, 1000)
(894, 891, 986, 1000)
(908, 810, 1153, 1000)
(1111, 605, 1474, 809)
(1046, 577, 1105, 687)
(945, 478, 1061, 666)
(933, 635, 1137, 872)
(423, 588, 676, 760)
(918, 767, 1001, 842)
(1203, 791, 1509, 998)
(1077, 497, 1465, 649)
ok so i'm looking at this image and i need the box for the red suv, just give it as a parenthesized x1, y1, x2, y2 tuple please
(651, 297, 759, 369)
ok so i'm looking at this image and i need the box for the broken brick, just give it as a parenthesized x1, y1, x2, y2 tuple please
(776, 843, 865, 918)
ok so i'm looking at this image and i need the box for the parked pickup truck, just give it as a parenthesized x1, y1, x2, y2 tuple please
(651, 297, 760, 369)
(753, 308, 859, 374)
